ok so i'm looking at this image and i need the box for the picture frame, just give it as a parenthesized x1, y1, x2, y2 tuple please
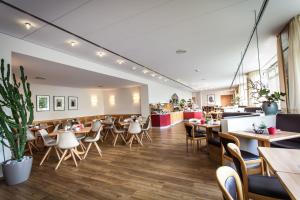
(68, 96, 78, 110)
(36, 95, 50, 112)
(207, 94, 215, 105)
(53, 96, 65, 111)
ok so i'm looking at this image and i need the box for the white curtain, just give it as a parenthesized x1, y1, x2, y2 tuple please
(288, 16, 300, 113)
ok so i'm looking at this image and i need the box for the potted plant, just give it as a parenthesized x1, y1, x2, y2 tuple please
(249, 80, 286, 115)
(0, 59, 34, 185)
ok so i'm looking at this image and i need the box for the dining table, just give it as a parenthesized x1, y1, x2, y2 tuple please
(48, 127, 92, 137)
(228, 130, 300, 147)
(258, 147, 300, 200)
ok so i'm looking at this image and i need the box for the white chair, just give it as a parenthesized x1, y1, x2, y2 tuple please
(53, 123, 60, 133)
(103, 118, 115, 141)
(112, 124, 127, 147)
(39, 129, 60, 166)
(83, 126, 103, 159)
(26, 129, 39, 155)
(127, 120, 143, 149)
(55, 131, 81, 170)
(141, 116, 152, 143)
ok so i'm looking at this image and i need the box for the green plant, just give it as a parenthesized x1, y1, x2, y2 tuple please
(179, 99, 186, 108)
(248, 80, 286, 104)
(231, 95, 240, 105)
(0, 59, 34, 161)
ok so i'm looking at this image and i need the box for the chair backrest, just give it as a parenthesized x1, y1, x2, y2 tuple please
(143, 116, 151, 130)
(219, 133, 240, 158)
(53, 124, 60, 133)
(57, 131, 79, 149)
(27, 129, 36, 141)
(216, 166, 244, 200)
(93, 125, 103, 141)
(184, 123, 195, 138)
(128, 120, 141, 134)
(39, 129, 55, 146)
(91, 120, 101, 132)
(227, 143, 249, 198)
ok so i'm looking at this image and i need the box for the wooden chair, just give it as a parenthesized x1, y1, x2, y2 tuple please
(184, 123, 206, 152)
(216, 166, 244, 200)
(219, 132, 263, 174)
(227, 143, 291, 200)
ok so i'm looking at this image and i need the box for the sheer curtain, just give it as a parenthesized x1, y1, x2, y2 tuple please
(288, 15, 300, 113)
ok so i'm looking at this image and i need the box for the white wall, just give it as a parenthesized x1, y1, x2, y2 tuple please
(102, 86, 141, 115)
(194, 89, 235, 107)
(31, 84, 104, 121)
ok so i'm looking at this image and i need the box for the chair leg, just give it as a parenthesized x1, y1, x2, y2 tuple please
(140, 132, 144, 142)
(31, 141, 39, 151)
(113, 133, 119, 147)
(54, 147, 61, 160)
(70, 149, 78, 167)
(146, 131, 152, 143)
(83, 143, 92, 159)
(135, 134, 143, 146)
(28, 143, 33, 156)
(94, 142, 102, 157)
(72, 149, 82, 161)
(128, 135, 134, 149)
(120, 134, 127, 144)
(55, 150, 68, 170)
(40, 147, 52, 166)
(186, 138, 189, 152)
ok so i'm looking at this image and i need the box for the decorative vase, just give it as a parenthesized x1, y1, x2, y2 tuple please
(2, 156, 33, 185)
(262, 102, 278, 115)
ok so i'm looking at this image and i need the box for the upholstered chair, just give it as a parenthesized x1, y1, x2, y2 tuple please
(184, 123, 206, 152)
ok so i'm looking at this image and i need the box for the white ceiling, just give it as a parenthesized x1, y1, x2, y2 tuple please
(1, 0, 300, 91)
(12, 52, 141, 89)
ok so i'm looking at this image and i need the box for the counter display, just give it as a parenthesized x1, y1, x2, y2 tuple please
(151, 111, 184, 128)
(183, 111, 203, 120)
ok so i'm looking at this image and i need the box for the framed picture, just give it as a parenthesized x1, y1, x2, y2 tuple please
(68, 96, 78, 110)
(53, 96, 65, 111)
(36, 95, 50, 112)
(207, 94, 215, 105)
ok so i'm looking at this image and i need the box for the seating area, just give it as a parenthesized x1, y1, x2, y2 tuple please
(0, 1, 300, 200)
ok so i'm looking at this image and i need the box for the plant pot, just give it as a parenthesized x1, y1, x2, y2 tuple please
(2, 156, 33, 185)
(262, 101, 278, 115)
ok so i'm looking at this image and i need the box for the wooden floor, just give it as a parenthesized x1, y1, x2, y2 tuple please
(0, 123, 222, 200)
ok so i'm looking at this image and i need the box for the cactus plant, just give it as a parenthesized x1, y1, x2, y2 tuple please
(0, 59, 34, 161)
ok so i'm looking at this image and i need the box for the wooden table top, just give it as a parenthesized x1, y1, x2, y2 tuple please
(258, 147, 300, 174)
(30, 125, 53, 132)
(277, 172, 300, 200)
(49, 127, 92, 136)
(193, 123, 220, 128)
(228, 130, 300, 142)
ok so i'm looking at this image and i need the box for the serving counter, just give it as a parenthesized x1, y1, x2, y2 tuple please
(151, 111, 184, 128)
(183, 111, 203, 120)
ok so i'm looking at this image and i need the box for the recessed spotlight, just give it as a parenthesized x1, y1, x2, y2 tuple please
(68, 40, 78, 47)
(151, 73, 156, 77)
(142, 69, 149, 74)
(194, 69, 200, 72)
(98, 85, 103, 88)
(132, 66, 137, 70)
(116, 59, 125, 64)
(24, 22, 31, 30)
(96, 51, 106, 57)
(176, 49, 187, 54)
(164, 79, 168, 82)
(158, 76, 162, 79)
(35, 76, 46, 80)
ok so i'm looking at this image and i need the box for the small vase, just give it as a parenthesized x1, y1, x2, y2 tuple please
(262, 102, 278, 115)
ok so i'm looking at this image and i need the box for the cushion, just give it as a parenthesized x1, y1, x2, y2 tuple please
(194, 131, 206, 138)
(276, 113, 300, 132)
(271, 140, 300, 149)
(248, 175, 291, 199)
(225, 176, 237, 200)
(225, 150, 259, 161)
(208, 137, 221, 147)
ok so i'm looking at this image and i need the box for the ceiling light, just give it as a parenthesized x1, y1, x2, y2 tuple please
(96, 51, 106, 57)
(24, 22, 31, 30)
(116, 59, 125, 64)
(176, 49, 187, 54)
(68, 40, 78, 47)
(194, 69, 200, 72)
(158, 76, 162, 79)
(164, 79, 168, 82)
(98, 85, 103, 88)
(35, 76, 46, 80)
(142, 69, 149, 74)
(151, 73, 156, 77)
(132, 66, 137, 70)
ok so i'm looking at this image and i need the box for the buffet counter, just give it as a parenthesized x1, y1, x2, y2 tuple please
(151, 111, 184, 128)
(183, 111, 203, 120)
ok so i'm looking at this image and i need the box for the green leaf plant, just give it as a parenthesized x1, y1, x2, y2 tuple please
(0, 59, 34, 161)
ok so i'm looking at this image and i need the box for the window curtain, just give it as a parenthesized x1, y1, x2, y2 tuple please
(288, 15, 300, 113)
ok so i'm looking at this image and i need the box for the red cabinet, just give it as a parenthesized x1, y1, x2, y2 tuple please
(151, 114, 171, 128)
(183, 111, 203, 120)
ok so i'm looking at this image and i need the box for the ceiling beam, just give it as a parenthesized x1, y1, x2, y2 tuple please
(230, 0, 269, 88)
